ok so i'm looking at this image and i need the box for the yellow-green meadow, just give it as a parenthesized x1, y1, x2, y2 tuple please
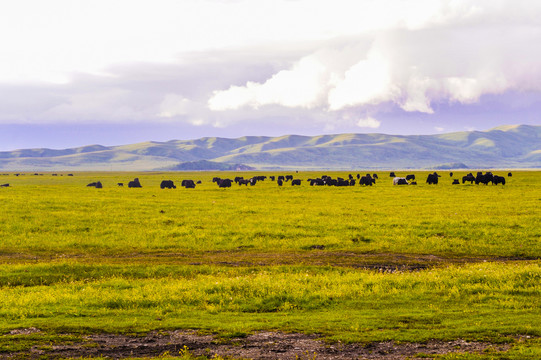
(0, 171, 539, 359)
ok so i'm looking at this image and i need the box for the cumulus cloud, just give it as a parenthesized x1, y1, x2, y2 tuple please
(356, 116, 381, 129)
(208, 56, 328, 110)
(328, 52, 398, 110)
(208, 0, 541, 121)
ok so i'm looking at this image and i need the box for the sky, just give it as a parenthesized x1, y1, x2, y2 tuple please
(0, 0, 540, 150)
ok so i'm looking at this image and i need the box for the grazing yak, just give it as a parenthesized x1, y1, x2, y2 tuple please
(373, 174, 378, 179)
(160, 180, 176, 189)
(128, 178, 142, 188)
(406, 174, 415, 181)
(218, 179, 232, 188)
(393, 177, 408, 185)
(325, 178, 338, 186)
(389, 172, 396, 177)
(0, 183, 9, 187)
(270, 176, 275, 181)
(475, 172, 494, 185)
(336, 179, 351, 186)
(117, 183, 124, 187)
(308, 178, 324, 186)
(237, 178, 257, 186)
(452, 179, 460, 185)
(450, 172, 454, 177)
(182, 179, 196, 188)
(426, 172, 440, 185)
(87, 181, 103, 188)
(508, 172, 512, 177)
(359, 176, 375, 186)
(285, 175, 293, 182)
(277, 175, 285, 182)
(493, 175, 506, 185)
(237, 179, 250, 186)
(291, 179, 302, 186)
(462, 173, 475, 184)
(277, 179, 283, 186)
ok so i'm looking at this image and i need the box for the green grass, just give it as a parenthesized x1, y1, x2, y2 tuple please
(0, 171, 539, 257)
(0, 262, 539, 342)
(0, 170, 539, 358)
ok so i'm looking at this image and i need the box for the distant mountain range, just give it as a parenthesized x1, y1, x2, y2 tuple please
(0, 125, 539, 171)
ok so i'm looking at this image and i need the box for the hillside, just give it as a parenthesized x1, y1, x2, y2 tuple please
(0, 125, 539, 170)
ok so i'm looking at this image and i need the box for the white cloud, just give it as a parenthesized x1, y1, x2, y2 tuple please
(444, 74, 509, 104)
(400, 74, 435, 113)
(189, 118, 205, 126)
(2, 0, 541, 132)
(208, 56, 328, 110)
(3, 0, 533, 85)
(208, 1, 541, 117)
(158, 94, 215, 126)
(357, 116, 381, 129)
(328, 52, 398, 110)
(158, 94, 194, 118)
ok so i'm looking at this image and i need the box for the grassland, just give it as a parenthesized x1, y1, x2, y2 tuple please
(0, 170, 539, 359)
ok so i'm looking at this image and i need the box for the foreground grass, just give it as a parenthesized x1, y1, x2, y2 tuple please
(0, 262, 539, 343)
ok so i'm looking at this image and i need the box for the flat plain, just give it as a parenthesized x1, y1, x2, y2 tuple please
(0, 170, 539, 359)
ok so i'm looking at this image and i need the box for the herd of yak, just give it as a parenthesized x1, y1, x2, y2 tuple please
(82, 171, 509, 189)
(0, 171, 511, 189)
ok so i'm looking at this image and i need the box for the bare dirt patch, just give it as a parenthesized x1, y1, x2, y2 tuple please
(3, 251, 537, 271)
(4, 330, 512, 359)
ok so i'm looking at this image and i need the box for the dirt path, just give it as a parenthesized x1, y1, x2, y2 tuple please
(4, 330, 512, 359)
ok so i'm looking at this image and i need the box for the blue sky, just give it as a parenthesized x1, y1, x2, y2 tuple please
(0, 0, 540, 150)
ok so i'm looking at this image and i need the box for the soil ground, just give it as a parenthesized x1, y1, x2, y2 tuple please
(2, 251, 535, 270)
(2, 329, 513, 359)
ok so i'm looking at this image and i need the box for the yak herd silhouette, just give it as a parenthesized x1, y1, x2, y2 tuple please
(0, 171, 511, 190)
(82, 171, 510, 189)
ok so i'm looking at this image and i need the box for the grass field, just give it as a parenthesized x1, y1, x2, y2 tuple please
(0, 170, 539, 359)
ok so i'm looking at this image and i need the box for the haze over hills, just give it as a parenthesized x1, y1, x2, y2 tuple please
(0, 125, 539, 171)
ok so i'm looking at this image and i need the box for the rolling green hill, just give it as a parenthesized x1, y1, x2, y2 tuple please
(0, 125, 539, 170)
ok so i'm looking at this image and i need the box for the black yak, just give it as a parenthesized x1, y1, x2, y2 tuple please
(160, 180, 176, 189)
(128, 178, 142, 188)
(426, 173, 439, 185)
